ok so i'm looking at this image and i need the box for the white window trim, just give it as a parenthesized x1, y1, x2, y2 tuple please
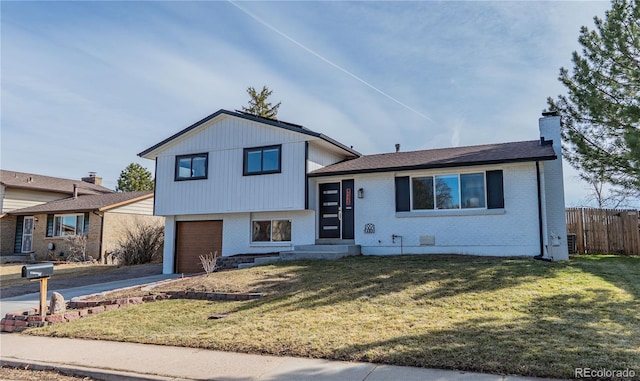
(251, 219, 292, 243)
(53, 213, 85, 238)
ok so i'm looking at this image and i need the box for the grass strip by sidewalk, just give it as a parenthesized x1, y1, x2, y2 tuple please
(30, 255, 640, 379)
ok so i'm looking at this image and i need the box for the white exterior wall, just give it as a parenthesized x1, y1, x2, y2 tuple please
(326, 163, 541, 256)
(154, 116, 311, 215)
(2, 189, 69, 213)
(162, 216, 176, 274)
(308, 142, 347, 172)
(161, 210, 315, 274)
(539, 116, 569, 260)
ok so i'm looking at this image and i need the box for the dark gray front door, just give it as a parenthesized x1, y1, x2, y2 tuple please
(341, 179, 354, 240)
(319, 183, 340, 238)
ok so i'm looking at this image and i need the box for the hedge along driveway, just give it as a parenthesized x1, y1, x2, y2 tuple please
(29, 255, 640, 379)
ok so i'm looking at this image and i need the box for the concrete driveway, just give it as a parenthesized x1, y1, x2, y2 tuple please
(0, 273, 178, 317)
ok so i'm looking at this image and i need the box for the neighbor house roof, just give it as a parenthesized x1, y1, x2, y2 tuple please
(7, 191, 153, 215)
(309, 140, 557, 177)
(138, 109, 361, 158)
(0, 170, 113, 195)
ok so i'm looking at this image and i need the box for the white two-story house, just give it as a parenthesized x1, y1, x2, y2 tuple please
(140, 109, 568, 274)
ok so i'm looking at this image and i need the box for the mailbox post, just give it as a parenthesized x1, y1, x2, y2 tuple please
(22, 263, 54, 317)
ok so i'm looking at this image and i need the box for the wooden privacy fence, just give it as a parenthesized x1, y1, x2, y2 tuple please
(566, 208, 640, 255)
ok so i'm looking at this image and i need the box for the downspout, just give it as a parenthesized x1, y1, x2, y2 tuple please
(534, 161, 551, 262)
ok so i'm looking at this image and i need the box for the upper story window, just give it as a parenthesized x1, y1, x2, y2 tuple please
(243, 145, 281, 176)
(175, 153, 208, 181)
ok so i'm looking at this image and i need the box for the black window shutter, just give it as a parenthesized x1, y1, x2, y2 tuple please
(486, 170, 504, 209)
(14, 216, 24, 253)
(47, 214, 54, 237)
(395, 176, 411, 212)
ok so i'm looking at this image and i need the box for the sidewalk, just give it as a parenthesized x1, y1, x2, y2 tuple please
(0, 334, 559, 381)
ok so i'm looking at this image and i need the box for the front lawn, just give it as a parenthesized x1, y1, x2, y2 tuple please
(30, 255, 640, 379)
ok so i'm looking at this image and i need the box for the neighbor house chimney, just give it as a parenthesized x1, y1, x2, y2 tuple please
(73, 184, 78, 199)
(82, 172, 103, 186)
(395, 143, 401, 153)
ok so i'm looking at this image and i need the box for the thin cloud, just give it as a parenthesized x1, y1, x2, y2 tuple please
(228, 0, 433, 123)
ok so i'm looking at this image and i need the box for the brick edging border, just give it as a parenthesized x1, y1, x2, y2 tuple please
(0, 291, 262, 333)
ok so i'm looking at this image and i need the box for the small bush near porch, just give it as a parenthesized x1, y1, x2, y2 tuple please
(30, 255, 640, 379)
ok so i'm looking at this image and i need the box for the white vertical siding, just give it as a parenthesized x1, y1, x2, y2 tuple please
(318, 162, 542, 257)
(154, 116, 310, 215)
(307, 142, 347, 172)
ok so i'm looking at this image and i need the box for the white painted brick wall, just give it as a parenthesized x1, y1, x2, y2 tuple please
(539, 116, 569, 260)
(350, 163, 541, 256)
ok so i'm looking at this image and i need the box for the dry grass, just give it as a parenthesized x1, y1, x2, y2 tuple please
(0, 263, 119, 290)
(31, 255, 640, 379)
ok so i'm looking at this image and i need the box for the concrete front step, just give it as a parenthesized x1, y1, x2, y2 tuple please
(279, 244, 361, 261)
(236, 245, 361, 269)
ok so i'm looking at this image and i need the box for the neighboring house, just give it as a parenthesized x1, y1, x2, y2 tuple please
(1, 171, 163, 261)
(1, 171, 112, 258)
(1, 170, 111, 214)
(139, 109, 569, 274)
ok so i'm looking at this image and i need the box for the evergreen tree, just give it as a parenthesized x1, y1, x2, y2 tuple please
(547, 0, 639, 194)
(241, 85, 281, 119)
(116, 163, 154, 192)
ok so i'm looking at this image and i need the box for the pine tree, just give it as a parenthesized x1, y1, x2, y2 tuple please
(547, 0, 639, 194)
(116, 163, 154, 192)
(241, 85, 281, 119)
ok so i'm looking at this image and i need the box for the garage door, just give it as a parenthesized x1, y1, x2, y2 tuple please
(175, 220, 223, 274)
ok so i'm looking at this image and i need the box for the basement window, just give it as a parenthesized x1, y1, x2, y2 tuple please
(252, 219, 291, 242)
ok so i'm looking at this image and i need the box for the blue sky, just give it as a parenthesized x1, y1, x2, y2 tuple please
(2, 1, 623, 206)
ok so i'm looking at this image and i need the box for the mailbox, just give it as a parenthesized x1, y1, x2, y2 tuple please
(21, 263, 54, 279)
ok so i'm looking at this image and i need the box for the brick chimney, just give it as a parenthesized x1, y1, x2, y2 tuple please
(538, 112, 568, 261)
(82, 172, 103, 186)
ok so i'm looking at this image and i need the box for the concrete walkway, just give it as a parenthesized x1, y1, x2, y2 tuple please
(0, 335, 559, 381)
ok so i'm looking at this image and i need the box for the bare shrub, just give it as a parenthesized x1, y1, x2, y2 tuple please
(116, 224, 164, 266)
(65, 234, 88, 262)
(199, 251, 219, 275)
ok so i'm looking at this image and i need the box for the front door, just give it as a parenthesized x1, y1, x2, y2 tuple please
(318, 181, 355, 239)
(21, 216, 34, 253)
(319, 183, 340, 238)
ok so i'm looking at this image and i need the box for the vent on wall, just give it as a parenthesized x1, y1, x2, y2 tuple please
(420, 235, 435, 246)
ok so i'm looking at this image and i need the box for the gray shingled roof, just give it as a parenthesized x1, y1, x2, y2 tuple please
(309, 140, 557, 177)
(0, 170, 113, 195)
(8, 191, 153, 215)
(138, 109, 361, 158)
